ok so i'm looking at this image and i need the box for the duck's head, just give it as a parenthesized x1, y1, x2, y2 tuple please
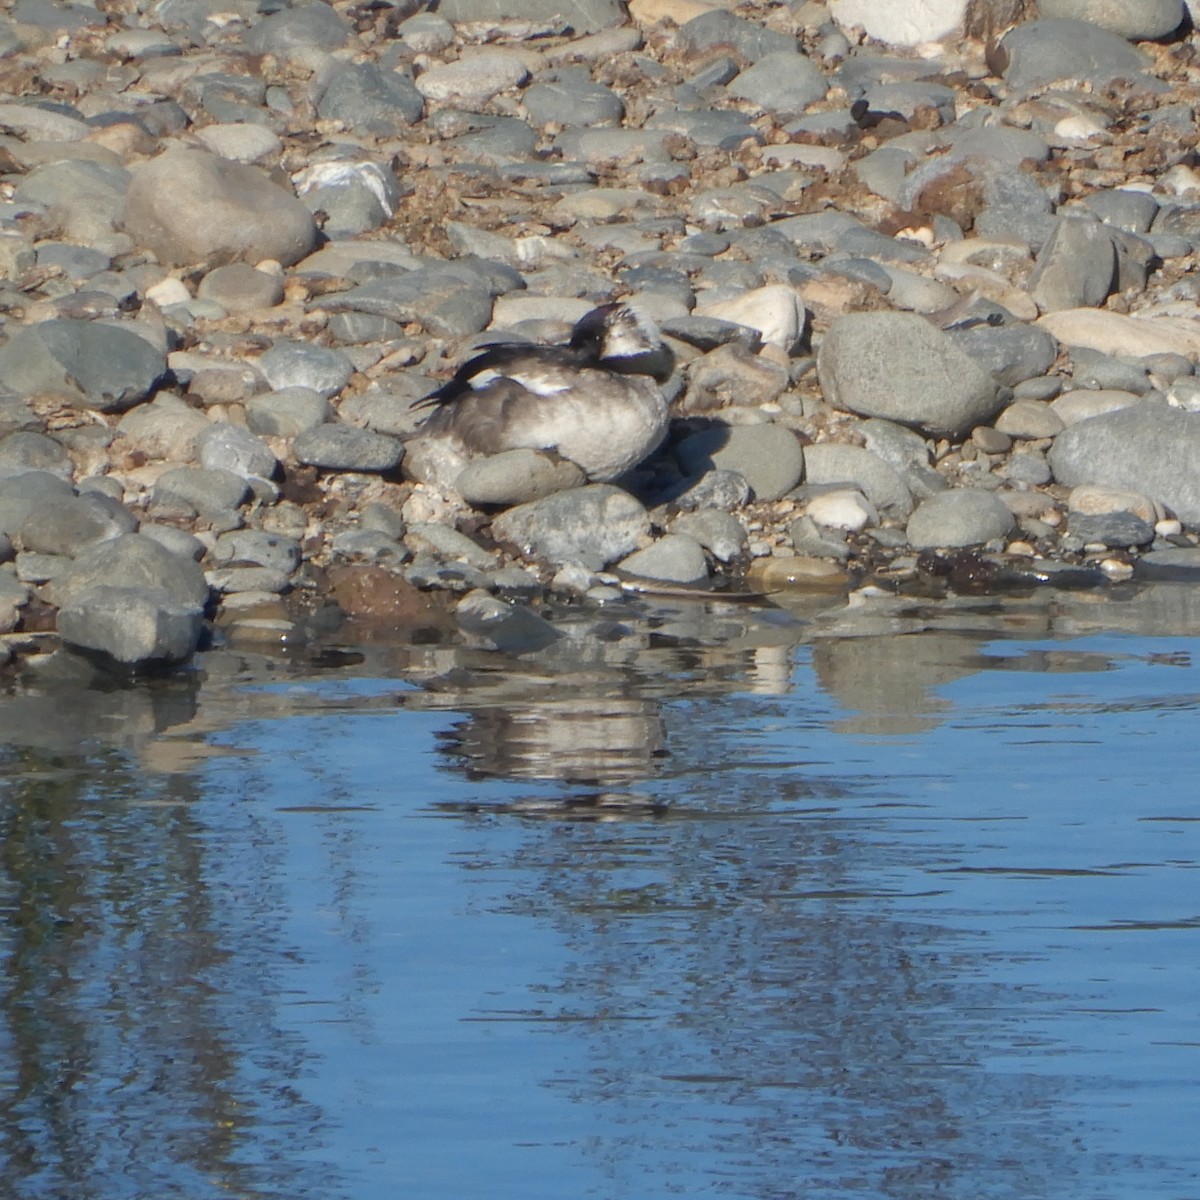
(569, 303, 674, 383)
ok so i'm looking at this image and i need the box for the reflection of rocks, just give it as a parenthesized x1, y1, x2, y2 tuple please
(438, 695, 664, 786)
(0, 650, 200, 754)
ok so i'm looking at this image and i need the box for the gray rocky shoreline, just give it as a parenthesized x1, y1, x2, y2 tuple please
(3, 0, 1200, 668)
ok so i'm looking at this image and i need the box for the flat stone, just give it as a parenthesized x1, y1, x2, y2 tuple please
(1000, 19, 1151, 91)
(948, 323, 1059, 387)
(491, 483, 650, 569)
(994, 399, 1067, 440)
(243, 3, 353, 61)
(817, 311, 1002, 439)
(123, 147, 318, 269)
(437, 0, 626, 33)
(293, 423, 405, 472)
(0, 320, 166, 412)
(197, 262, 284, 313)
(675, 423, 805, 502)
(415, 51, 529, 106)
(0, 472, 75, 536)
(1036, 0, 1184, 40)
(1037, 309, 1200, 358)
(677, 9, 796, 60)
(454, 449, 586, 507)
(1051, 388, 1142, 425)
(906, 489, 1015, 549)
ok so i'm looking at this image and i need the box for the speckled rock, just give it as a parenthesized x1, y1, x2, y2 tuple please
(293, 424, 405, 473)
(906, 489, 1016, 549)
(1048, 400, 1200, 525)
(491, 484, 650, 569)
(817, 312, 1003, 439)
(123, 148, 319, 269)
(454, 449, 587, 507)
(57, 585, 205, 666)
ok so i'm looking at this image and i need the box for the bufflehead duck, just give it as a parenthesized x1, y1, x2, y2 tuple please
(410, 303, 673, 484)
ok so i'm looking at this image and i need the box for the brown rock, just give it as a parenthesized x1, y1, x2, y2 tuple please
(327, 564, 451, 631)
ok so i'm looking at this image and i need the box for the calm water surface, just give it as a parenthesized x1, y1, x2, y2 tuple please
(0, 583, 1198, 1199)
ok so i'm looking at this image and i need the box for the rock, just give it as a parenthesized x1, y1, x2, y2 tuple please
(746, 554, 850, 591)
(47, 532, 209, 610)
(0, 472, 75, 536)
(1048, 399, 1200, 524)
(243, 3, 353, 61)
(994, 399, 1067, 439)
(245, 388, 331, 438)
(327, 564, 451, 629)
(947, 323, 1059, 387)
(618, 533, 709, 584)
(1051, 388, 1141, 425)
(1000, 19, 1151, 90)
(669, 507, 747, 561)
(258, 341, 354, 399)
(1036, 0, 1184, 40)
(675, 424, 804, 501)
(801, 442, 913, 518)
(491, 483, 650, 569)
(197, 262, 284, 313)
(116, 394, 209, 460)
(0, 435, 74, 482)
(694, 285, 808, 353)
(415, 51, 529, 106)
(906, 489, 1015, 548)
(198, 422, 278, 480)
(1029, 218, 1118, 312)
(57, 585, 205, 666)
(1069, 510, 1155, 546)
(523, 74, 624, 128)
(0, 320, 166, 413)
(152, 467, 250, 519)
(316, 62, 424, 135)
(20, 490, 137, 556)
(678, 9, 796, 59)
(805, 488, 878, 532)
(404, 523, 494, 569)
(828, 0, 1021, 47)
(437, 0, 626, 34)
(682, 343, 789, 412)
(293, 424, 405, 472)
(1037, 309, 1200, 358)
(817, 312, 1002, 439)
(454, 449, 586, 507)
(455, 589, 561, 654)
(725, 51, 827, 113)
(123, 148, 318, 269)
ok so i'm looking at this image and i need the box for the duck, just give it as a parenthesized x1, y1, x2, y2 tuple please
(409, 303, 673, 485)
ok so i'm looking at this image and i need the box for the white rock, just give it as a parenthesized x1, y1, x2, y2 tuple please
(145, 277, 191, 307)
(806, 489, 878, 532)
(1037, 309, 1200, 358)
(828, 0, 970, 46)
(695, 285, 809, 353)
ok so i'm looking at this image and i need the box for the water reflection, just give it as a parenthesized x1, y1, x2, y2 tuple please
(0, 577, 1197, 1197)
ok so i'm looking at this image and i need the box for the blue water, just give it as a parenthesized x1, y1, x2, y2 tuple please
(1, 613, 1198, 1199)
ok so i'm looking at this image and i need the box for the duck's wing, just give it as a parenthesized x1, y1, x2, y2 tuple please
(418, 375, 558, 456)
(413, 344, 585, 410)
